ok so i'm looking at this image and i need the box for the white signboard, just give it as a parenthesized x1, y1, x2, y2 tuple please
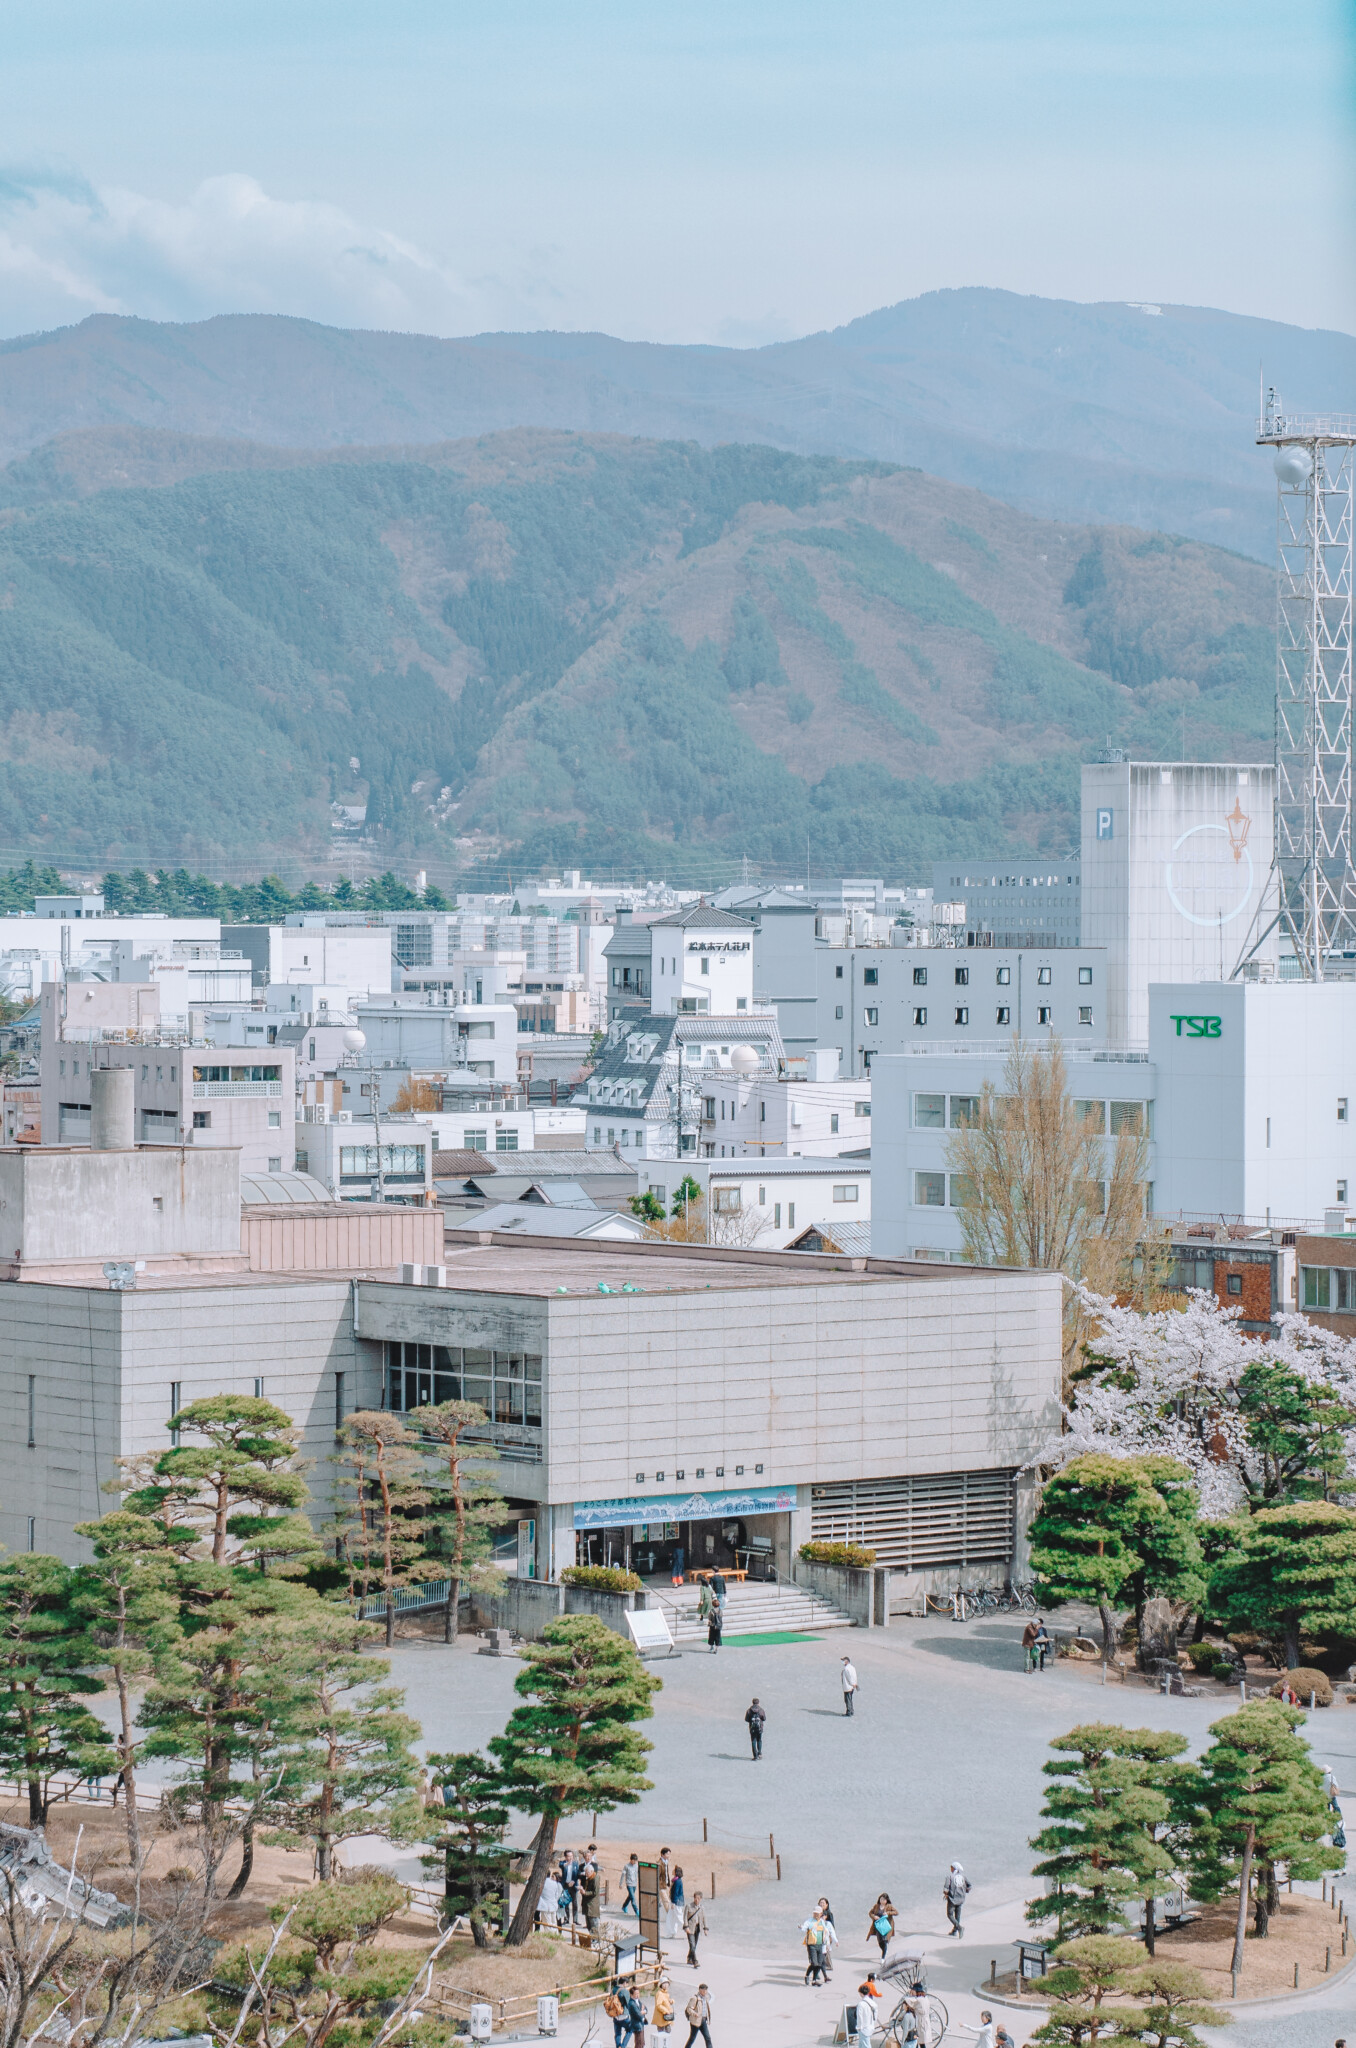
(625, 1608, 675, 1657)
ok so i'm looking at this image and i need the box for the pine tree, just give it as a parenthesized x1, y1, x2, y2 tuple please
(418, 1402, 507, 1644)
(1028, 1724, 1186, 1942)
(0, 1557, 117, 1825)
(1126, 1959, 1229, 2048)
(1029, 1456, 1200, 1659)
(71, 1508, 183, 1904)
(1209, 1500, 1356, 1671)
(122, 1394, 321, 1576)
(1118, 1731, 1200, 1957)
(491, 1616, 660, 1945)
(261, 1606, 424, 1880)
(1235, 1359, 1355, 1504)
(424, 1752, 511, 1948)
(334, 1412, 436, 1647)
(1192, 1700, 1341, 1970)
(1029, 1935, 1146, 2048)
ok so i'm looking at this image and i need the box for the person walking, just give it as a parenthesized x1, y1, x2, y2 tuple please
(682, 1986, 712, 2048)
(669, 1864, 686, 1939)
(943, 1862, 970, 1937)
(707, 1601, 723, 1653)
(581, 1855, 601, 1936)
(710, 1567, 727, 1606)
(866, 1895, 896, 1958)
(671, 1544, 685, 1587)
(745, 1696, 766, 1759)
(854, 1983, 879, 2048)
(1033, 1619, 1050, 1671)
(697, 1581, 714, 1626)
(840, 1655, 859, 1716)
(816, 1898, 838, 1979)
(621, 1851, 640, 1917)
(683, 1889, 708, 1967)
(560, 1847, 580, 1924)
(968, 2012, 996, 2048)
(653, 1977, 675, 2045)
(801, 1906, 831, 1986)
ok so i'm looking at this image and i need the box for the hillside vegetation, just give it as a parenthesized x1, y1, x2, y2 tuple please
(0, 428, 1272, 876)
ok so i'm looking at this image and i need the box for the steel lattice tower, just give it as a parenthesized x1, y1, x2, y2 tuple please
(1257, 389, 1356, 976)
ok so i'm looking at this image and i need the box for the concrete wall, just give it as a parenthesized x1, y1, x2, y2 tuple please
(0, 1146, 243, 1277)
(244, 1205, 444, 1273)
(563, 1583, 647, 1635)
(0, 1275, 370, 1561)
(470, 1577, 566, 1638)
(792, 1556, 874, 1626)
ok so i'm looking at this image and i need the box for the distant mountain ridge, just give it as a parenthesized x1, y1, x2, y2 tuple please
(2, 290, 1352, 558)
(0, 428, 1273, 877)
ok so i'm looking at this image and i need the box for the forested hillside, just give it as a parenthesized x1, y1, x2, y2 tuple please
(0, 428, 1273, 878)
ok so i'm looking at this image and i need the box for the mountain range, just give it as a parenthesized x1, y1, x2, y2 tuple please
(2, 290, 1353, 559)
(0, 425, 1273, 880)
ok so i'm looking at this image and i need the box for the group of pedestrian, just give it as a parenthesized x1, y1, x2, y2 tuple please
(543, 1843, 602, 1933)
(799, 1897, 839, 1983)
(697, 1569, 728, 1650)
(604, 1974, 692, 2048)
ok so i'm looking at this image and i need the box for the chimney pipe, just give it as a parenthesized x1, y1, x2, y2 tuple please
(90, 1066, 135, 1151)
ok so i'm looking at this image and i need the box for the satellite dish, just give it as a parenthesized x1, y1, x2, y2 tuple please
(729, 1044, 760, 1073)
(1274, 446, 1312, 487)
(342, 1028, 367, 1053)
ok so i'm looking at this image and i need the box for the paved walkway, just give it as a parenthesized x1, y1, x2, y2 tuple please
(386, 1615, 1353, 2047)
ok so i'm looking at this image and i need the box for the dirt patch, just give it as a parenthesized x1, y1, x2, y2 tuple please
(553, 1833, 772, 1905)
(435, 1930, 611, 2004)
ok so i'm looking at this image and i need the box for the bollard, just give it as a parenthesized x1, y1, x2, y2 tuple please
(1311, 1691, 1317, 1711)
(702, 1817, 708, 1843)
(769, 1833, 775, 1860)
(710, 1871, 716, 1898)
(1293, 1963, 1299, 1990)
(989, 1961, 997, 1988)
(776, 1854, 782, 1881)
(1326, 1946, 1331, 1973)
(592, 1813, 598, 1834)
(1324, 1879, 1328, 1903)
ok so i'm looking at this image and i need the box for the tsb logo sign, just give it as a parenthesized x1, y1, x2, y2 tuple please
(1169, 1014, 1222, 1038)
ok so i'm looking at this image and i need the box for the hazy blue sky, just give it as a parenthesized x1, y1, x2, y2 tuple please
(0, 0, 1351, 345)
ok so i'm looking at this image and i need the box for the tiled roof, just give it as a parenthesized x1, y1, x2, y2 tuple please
(648, 904, 755, 931)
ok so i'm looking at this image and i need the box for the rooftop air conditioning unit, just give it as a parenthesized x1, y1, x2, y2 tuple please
(336, 1111, 352, 1123)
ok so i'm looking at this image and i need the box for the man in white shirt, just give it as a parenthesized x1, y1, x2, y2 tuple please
(841, 1655, 859, 1716)
(853, 1983, 878, 2047)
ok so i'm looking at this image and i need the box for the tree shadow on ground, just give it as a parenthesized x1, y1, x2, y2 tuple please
(913, 1631, 1027, 1669)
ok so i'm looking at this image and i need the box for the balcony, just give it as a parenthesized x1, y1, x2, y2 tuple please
(191, 1079, 284, 1098)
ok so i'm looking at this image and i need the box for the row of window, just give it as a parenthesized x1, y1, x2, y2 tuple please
(338, 1144, 427, 1176)
(711, 1181, 857, 1210)
(912, 1093, 1151, 1133)
(384, 1340, 544, 1427)
(595, 1125, 647, 1148)
(862, 964, 1094, 988)
(904, 1004, 1085, 1026)
(914, 1170, 1115, 1211)
(462, 1128, 519, 1152)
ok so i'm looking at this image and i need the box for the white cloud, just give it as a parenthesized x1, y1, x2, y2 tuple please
(0, 170, 559, 337)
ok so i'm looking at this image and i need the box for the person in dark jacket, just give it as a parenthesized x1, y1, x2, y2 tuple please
(744, 1697, 766, 1759)
(707, 1602, 723, 1653)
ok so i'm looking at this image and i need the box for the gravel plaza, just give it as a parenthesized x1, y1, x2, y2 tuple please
(387, 1613, 1356, 2048)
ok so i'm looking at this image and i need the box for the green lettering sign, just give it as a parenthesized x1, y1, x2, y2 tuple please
(1169, 1014, 1222, 1038)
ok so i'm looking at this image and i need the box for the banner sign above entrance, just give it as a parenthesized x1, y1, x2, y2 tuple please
(574, 1486, 796, 1530)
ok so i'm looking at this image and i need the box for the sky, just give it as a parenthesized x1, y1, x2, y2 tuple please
(0, 0, 1351, 348)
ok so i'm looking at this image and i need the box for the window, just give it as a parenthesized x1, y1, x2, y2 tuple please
(830, 1113, 839, 1133)
(1303, 1266, 1331, 1309)
(914, 1171, 946, 1207)
(864, 1007, 879, 1025)
(913, 966, 927, 986)
(913, 1007, 927, 1026)
(152, 1195, 163, 1213)
(700, 957, 709, 975)
(774, 1203, 781, 1227)
(835, 1005, 844, 1020)
(954, 967, 969, 986)
(996, 967, 1010, 986)
(949, 1173, 975, 1207)
(914, 1093, 945, 1128)
(787, 1202, 795, 1228)
(1226, 1273, 1242, 1296)
(170, 1382, 181, 1446)
(1341, 1098, 1350, 1123)
(1339, 1269, 1356, 1312)
(268, 1110, 282, 1128)
(758, 1186, 766, 1203)
(855, 1100, 870, 1118)
(1037, 1005, 1052, 1024)
(1110, 1102, 1143, 1136)
(1079, 967, 1093, 986)
(309, 1040, 317, 1060)
(1076, 1100, 1107, 1132)
(996, 1007, 1010, 1025)
(949, 1096, 979, 1128)
(465, 1128, 488, 1150)
(268, 1156, 282, 1172)
(193, 1110, 211, 1129)
(1341, 1181, 1350, 1204)
(863, 967, 878, 985)
(836, 965, 844, 979)
(1037, 966, 1052, 986)
(496, 1130, 519, 1152)
(832, 1184, 859, 1203)
(703, 1096, 716, 1120)
(955, 1006, 970, 1025)
(713, 1186, 741, 1212)
(1079, 1006, 1094, 1025)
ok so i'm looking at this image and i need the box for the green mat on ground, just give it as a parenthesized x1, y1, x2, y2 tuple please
(721, 1630, 822, 1646)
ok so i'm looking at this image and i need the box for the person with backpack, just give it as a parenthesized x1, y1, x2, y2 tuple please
(744, 1696, 766, 1759)
(801, 1905, 831, 1985)
(683, 1889, 708, 1966)
(943, 1861, 970, 1936)
(682, 1985, 712, 2048)
(707, 1601, 723, 1653)
(853, 1982, 879, 2048)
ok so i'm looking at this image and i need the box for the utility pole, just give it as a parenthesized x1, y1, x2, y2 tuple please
(368, 1058, 386, 1202)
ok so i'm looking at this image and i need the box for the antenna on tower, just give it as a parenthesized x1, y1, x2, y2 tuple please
(1239, 397, 1356, 979)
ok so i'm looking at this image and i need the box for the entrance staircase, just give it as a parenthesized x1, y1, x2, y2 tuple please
(652, 1576, 855, 1644)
